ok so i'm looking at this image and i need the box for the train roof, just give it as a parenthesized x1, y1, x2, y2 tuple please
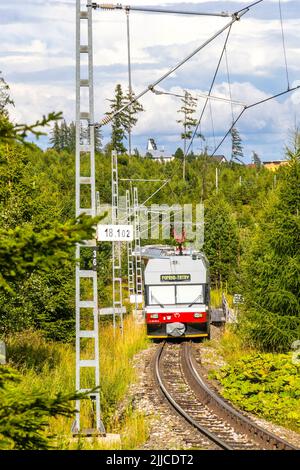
(144, 252, 209, 285)
(140, 244, 208, 261)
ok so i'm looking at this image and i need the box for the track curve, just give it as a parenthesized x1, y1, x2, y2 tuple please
(153, 341, 298, 451)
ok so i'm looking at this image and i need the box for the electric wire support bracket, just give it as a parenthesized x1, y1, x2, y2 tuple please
(74, 0, 105, 436)
(93, 1, 263, 129)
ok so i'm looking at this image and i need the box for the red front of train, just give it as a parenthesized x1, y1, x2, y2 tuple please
(143, 252, 210, 339)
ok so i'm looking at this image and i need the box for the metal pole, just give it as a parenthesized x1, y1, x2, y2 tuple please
(111, 151, 124, 335)
(126, 190, 135, 299)
(75, 0, 104, 435)
(133, 187, 143, 315)
(126, 10, 132, 156)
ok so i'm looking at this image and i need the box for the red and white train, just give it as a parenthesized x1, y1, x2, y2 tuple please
(142, 246, 210, 339)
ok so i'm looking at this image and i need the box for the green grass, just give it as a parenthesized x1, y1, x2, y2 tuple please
(5, 316, 149, 449)
(210, 288, 233, 309)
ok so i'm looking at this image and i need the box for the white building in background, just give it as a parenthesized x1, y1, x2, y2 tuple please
(146, 138, 174, 163)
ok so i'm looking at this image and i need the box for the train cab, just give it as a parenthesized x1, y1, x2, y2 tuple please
(144, 251, 210, 339)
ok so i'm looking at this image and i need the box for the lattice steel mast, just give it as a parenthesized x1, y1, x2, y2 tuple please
(75, 0, 104, 434)
(126, 189, 135, 299)
(111, 151, 124, 334)
(133, 187, 143, 313)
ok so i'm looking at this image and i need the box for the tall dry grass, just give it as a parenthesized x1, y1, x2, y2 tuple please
(6, 315, 149, 449)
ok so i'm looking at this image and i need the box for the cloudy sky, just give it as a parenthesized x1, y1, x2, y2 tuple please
(1, 0, 300, 161)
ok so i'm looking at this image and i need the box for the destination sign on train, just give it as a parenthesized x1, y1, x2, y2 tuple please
(160, 274, 191, 282)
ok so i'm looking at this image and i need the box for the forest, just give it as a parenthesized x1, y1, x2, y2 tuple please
(0, 73, 299, 449)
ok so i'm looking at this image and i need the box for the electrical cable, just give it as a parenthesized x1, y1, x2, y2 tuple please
(95, 1, 260, 128)
(209, 100, 216, 150)
(225, 46, 235, 124)
(278, 0, 290, 89)
(211, 85, 300, 157)
(184, 24, 233, 157)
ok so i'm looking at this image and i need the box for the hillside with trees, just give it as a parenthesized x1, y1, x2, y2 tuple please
(0, 71, 299, 448)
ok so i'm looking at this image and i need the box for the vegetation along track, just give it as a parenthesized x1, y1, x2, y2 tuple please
(154, 341, 298, 451)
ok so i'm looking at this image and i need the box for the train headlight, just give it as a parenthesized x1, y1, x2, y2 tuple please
(194, 313, 203, 318)
(150, 314, 159, 319)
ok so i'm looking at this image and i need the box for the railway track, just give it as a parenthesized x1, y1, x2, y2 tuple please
(154, 341, 298, 451)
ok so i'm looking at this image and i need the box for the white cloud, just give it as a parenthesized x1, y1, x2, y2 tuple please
(1, 1, 300, 160)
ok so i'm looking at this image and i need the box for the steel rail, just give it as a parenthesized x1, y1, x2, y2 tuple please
(181, 342, 299, 451)
(154, 342, 234, 450)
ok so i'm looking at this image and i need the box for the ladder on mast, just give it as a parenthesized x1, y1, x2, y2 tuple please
(126, 189, 135, 299)
(74, 0, 104, 434)
(133, 187, 143, 314)
(111, 151, 124, 334)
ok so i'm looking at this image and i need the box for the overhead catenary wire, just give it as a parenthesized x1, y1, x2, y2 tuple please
(278, 0, 290, 90)
(210, 84, 300, 157)
(209, 100, 216, 150)
(95, 2, 259, 128)
(152, 88, 245, 106)
(225, 46, 235, 124)
(184, 24, 233, 157)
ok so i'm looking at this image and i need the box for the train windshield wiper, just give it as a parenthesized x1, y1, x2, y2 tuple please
(188, 293, 203, 307)
(152, 294, 164, 308)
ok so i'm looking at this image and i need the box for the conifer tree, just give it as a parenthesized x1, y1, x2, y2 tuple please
(177, 91, 200, 155)
(252, 150, 261, 168)
(241, 143, 300, 351)
(203, 194, 239, 288)
(105, 84, 127, 153)
(105, 84, 144, 154)
(0, 72, 13, 116)
(231, 127, 244, 163)
(177, 90, 203, 179)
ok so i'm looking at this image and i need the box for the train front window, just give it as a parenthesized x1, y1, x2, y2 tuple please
(176, 284, 204, 304)
(149, 285, 175, 305)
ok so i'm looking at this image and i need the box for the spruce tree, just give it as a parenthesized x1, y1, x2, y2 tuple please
(105, 84, 127, 153)
(0, 72, 13, 116)
(177, 91, 200, 155)
(177, 90, 203, 179)
(49, 121, 61, 150)
(241, 144, 300, 351)
(105, 84, 143, 154)
(203, 194, 239, 289)
(252, 150, 261, 168)
(231, 127, 244, 163)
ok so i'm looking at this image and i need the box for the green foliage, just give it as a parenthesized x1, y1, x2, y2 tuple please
(210, 353, 300, 432)
(174, 147, 184, 160)
(0, 215, 97, 292)
(204, 193, 239, 288)
(241, 149, 300, 351)
(1, 111, 63, 146)
(0, 364, 86, 450)
(49, 120, 102, 153)
(105, 84, 144, 153)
